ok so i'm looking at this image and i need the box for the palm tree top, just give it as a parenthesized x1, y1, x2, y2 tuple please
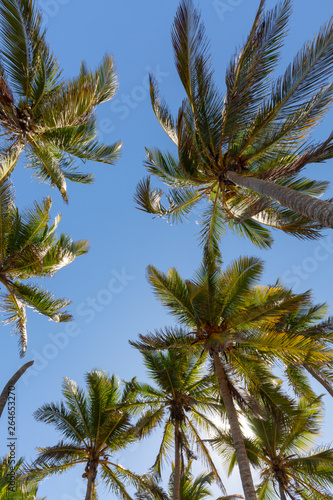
(26, 370, 156, 500)
(0, 179, 88, 356)
(127, 348, 226, 494)
(211, 397, 333, 499)
(135, 461, 244, 499)
(131, 258, 333, 370)
(0, 0, 121, 201)
(136, 0, 333, 253)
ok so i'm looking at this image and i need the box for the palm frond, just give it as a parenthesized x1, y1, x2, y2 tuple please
(82, 54, 118, 105)
(0, 0, 42, 99)
(1, 290, 27, 357)
(222, 0, 291, 140)
(149, 76, 178, 145)
(8, 281, 72, 322)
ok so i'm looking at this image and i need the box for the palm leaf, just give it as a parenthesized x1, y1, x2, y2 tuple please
(0, 0, 42, 99)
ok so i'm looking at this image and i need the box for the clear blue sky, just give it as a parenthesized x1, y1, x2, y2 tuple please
(1, 0, 333, 498)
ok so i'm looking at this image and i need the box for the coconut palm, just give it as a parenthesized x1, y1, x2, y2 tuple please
(0, 0, 121, 202)
(210, 398, 333, 499)
(0, 179, 88, 356)
(126, 348, 225, 500)
(0, 456, 45, 499)
(25, 370, 155, 500)
(135, 461, 243, 500)
(130, 258, 332, 500)
(136, 0, 333, 253)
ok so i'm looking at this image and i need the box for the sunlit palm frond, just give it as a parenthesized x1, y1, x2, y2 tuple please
(222, 0, 291, 141)
(80, 54, 118, 105)
(147, 265, 196, 326)
(0, 0, 42, 99)
(0, 291, 27, 357)
(149, 76, 178, 146)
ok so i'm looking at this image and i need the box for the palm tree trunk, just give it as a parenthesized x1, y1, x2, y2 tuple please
(0, 361, 34, 418)
(85, 460, 98, 500)
(278, 482, 287, 500)
(213, 351, 257, 500)
(303, 363, 333, 397)
(225, 170, 333, 229)
(173, 420, 181, 500)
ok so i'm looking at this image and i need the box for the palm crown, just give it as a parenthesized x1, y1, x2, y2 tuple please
(126, 348, 225, 498)
(0, 179, 88, 356)
(131, 258, 333, 500)
(135, 461, 243, 500)
(0, 0, 121, 201)
(136, 0, 333, 253)
(211, 398, 333, 500)
(26, 371, 155, 500)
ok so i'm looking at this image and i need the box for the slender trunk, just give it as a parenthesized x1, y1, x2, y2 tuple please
(225, 170, 333, 229)
(173, 420, 181, 500)
(303, 363, 333, 397)
(278, 482, 287, 500)
(84, 460, 98, 500)
(0, 361, 34, 418)
(213, 351, 257, 500)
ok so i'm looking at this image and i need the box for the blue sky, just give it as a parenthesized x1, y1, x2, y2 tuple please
(1, 0, 333, 498)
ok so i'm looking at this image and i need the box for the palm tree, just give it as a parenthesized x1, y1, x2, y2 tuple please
(126, 348, 225, 500)
(136, 0, 333, 253)
(130, 258, 332, 500)
(0, 456, 45, 499)
(0, 179, 88, 356)
(25, 370, 157, 500)
(135, 461, 243, 500)
(0, 0, 121, 202)
(210, 398, 333, 499)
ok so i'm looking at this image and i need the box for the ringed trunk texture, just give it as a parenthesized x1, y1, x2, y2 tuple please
(213, 352, 257, 500)
(173, 420, 181, 500)
(0, 361, 34, 418)
(303, 363, 333, 397)
(84, 460, 98, 500)
(226, 170, 333, 229)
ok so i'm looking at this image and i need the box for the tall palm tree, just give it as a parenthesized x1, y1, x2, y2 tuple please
(0, 0, 121, 202)
(126, 348, 225, 500)
(25, 370, 154, 500)
(210, 398, 333, 499)
(130, 258, 332, 500)
(0, 179, 88, 356)
(135, 461, 243, 500)
(136, 0, 333, 253)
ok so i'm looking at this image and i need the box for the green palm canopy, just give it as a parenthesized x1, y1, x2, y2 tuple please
(126, 348, 225, 499)
(0, 179, 88, 356)
(0, 456, 45, 499)
(275, 301, 333, 400)
(135, 461, 243, 500)
(25, 371, 155, 500)
(131, 258, 333, 500)
(136, 0, 333, 253)
(0, 0, 121, 201)
(211, 398, 333, 500)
